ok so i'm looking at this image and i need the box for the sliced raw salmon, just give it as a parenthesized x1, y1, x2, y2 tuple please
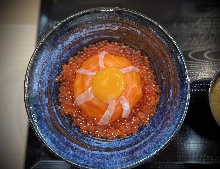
(73, 51, 143, 125)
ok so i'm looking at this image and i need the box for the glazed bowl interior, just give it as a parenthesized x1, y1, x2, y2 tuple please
(25, 7, 190, 169)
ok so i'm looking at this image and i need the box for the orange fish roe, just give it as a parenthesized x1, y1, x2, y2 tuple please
(55, 40, 161, 140)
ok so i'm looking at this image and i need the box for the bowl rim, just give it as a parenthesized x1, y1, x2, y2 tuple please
(24, 7, 191, 169)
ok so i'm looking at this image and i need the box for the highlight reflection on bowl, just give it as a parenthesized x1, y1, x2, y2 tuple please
(24, 7, 190, 169)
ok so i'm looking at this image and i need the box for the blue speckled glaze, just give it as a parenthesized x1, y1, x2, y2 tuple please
(24, 7, 190, 169)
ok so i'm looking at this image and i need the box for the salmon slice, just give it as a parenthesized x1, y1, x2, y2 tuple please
(73, 52, 143, 125)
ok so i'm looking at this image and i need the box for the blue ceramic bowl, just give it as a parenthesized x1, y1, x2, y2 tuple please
(24, 7, 190, 169)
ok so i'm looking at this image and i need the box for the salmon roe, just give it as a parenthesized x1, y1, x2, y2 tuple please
(55, 40, 161, 140)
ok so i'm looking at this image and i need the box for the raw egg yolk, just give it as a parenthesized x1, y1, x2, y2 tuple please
(92, 67, 126, 102)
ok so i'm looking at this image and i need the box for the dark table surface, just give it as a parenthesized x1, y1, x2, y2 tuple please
(25, 0, 220, 168)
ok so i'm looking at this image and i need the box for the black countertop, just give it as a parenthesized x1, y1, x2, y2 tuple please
(25, 0, 220, 168)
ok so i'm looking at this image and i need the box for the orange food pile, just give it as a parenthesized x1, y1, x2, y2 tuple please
(74, 52, 143, 125)
(55, 40, 161, 140)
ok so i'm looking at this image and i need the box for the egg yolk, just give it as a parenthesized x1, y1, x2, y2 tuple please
(92, 67, 126, 101)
